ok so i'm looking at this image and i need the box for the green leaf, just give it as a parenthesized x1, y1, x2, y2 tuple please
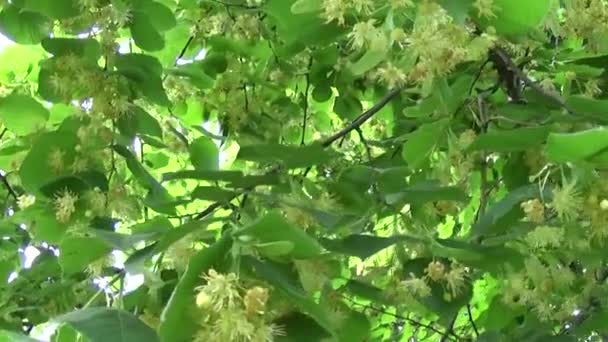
(189, 136, 219, 171)
(0, 93, 49, 135)
(41, 37, 101, 62)
(125, 218, 220, 273)
(238, 144, 332, 168)
(190, 186, 237, 201)
(0, 44, 44, 83)
(129, 12, 164, 51)
(545, 128, 608, 163)
(565, 95, 608, 119)
(384, 181, 468, 205)
(471, 184, 548, 238)
(402, 119, 447, 169)
(58, 236, 112, 275)
(137, 1, 176, 32)
(469, 126, 551, 152)
(264, 0, 344, 53)
(0, 6, 50, 45)
(348, 48, 387, 76)
(92, 230, 159, 251)
(115, 54, 170, 107)
(255, 240, 295, 257)
(237, 211, 324, 258)
(290, 0, 322, 14)
(23, 0, 80, 19)
(333, 95, 362, 120)
(0, 330, 41, 342)
(337, 312, 370, 341)
(166, 64, 214, 89)
(53, 308, 159, 342)
(163, 170, 281, 187)
(475, 0, 551, 37)
(113, 145, 176, 215)
(159, 234, 232, 342)
(320, 234, 423, 260)
(401, 258, 473, 324)
(19, 131, 79, 192)
(242, 256, 335, 337)
(117, 106, 163, 139)
(275, 312, 332, 342)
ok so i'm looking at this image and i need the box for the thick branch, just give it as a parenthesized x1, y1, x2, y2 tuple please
(491, 47, 574, 114)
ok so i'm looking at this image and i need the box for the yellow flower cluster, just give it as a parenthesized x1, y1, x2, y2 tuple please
(194, 270, 283, 342)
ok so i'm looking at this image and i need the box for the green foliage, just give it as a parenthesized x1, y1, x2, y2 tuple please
(1, 0, 608, 342)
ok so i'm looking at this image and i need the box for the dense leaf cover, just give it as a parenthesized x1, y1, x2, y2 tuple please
(0, 0, 608, 341)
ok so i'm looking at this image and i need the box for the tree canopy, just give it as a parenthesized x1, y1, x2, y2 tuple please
(1, 0, 608, 341)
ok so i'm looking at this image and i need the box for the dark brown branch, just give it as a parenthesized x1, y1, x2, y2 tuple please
(321, 87, 402, 147)
(491, 47, 575, 114)
(192, 87, 402, 219)
(467, 304, 480, 337)
(300, 58, 313, 145)
(0, 173, 17, 201)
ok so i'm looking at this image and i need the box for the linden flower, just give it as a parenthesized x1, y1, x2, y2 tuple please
(348, 20, 380, 50)
(549, 264, 575, 288)
(375, 63, 407, 88)
(521, 199, 545, 223)
(550, 179, 582, 222)
(584, 79, 602, 98)
(195, 269, 241, 312)
(17, 194, 36, 210)
(71, 157, 88, 173)
(533, 301, 554, 322)
(77, 0, 97, 10)
(458, 129, 477, 149)
(54, 189, 78, 223)
(474, 0, 499, 18)
(350, 0, 374, 14)
(425, 261, 446, 282)
(85, 188, 106, 216)
(321, 0, 346, 25)
(251, 323, 285, 342)
(525, 225, 564, 249)
(48, 73, 71, 97)
(401, 273, 431, 298)
(48, 148, 66, 173)
(244, 286, 269, 315)
(445, 264, 468, 297)
(209, 308, 255, 341)
(390, 0, 414, 8)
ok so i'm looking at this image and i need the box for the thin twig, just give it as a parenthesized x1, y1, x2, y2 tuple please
(467, 304, 480, 337)
(0, 173, 17, 201)
(321, 87, 402, 147)
(355, 127, 372, 161)
(440, 313, 459, 342)
(300, 58, 313, 145)
(82, 271, 125, 308)
(205, 0, 260, 9)
(344, 298, 458, 340)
